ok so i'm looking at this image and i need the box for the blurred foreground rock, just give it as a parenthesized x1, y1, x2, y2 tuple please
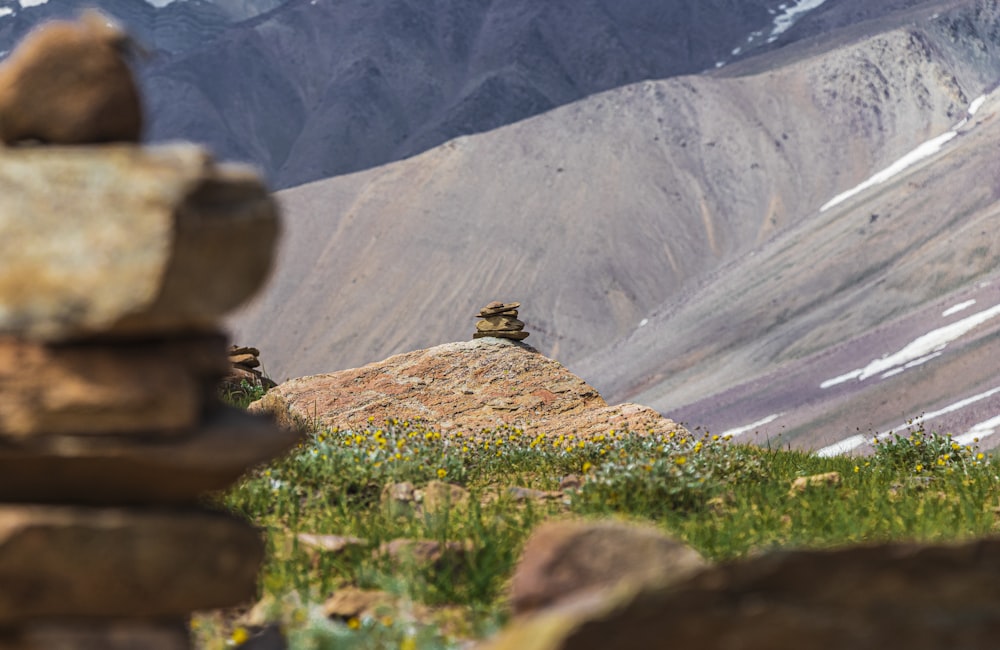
(253, 338, 683, 440)
(0, 141, 294, 647)
(484, 536, 1000, 650)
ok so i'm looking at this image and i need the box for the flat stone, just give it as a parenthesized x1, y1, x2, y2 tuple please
(230, 346, 261, 357)
(0, 506, 263, 622)
(478, 302, 520, 317)
(231, 353, 261, 368)
(0, 143, 279, 340)
(0, 11, 142, 145)
(0, 620, 190, 650)
(476, 316, 525, 332)
(323, 588, 396, 620)
(0, 334, 229, 438)
(0, 406, 301, 504)
(473, 331, 530, 340)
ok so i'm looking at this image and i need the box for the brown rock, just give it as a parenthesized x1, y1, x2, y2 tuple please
(0, 334, 229, 438)
(230, 346, 261, 357)
(0, 143, 279, 340)
(252, 338, 685, 441)
(0, 11, 142, 145)
(478, 302, 520, 317)
(0, 406, 301, 505)
(509, 519, 707, 616)
(376, 538, 470, 576)
(230, 353, 261, 369)
(0, 506, 263, 622)
(0, 620, 190, 650)
(323, 588, 396, 620)
(789, 471, 842, 496)
(473, 330, 530, 340)
(476, 316, 526, 332)
(220, 366, 277, 397)
(421, 481, 470, 512)
(380, 481, 417, 518)
(484, 537, 1000, 650)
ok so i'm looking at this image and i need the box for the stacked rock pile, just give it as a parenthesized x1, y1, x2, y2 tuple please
(474, 301, 529, 340)
(224, 345, 277, 393)
(0, 12, 297, 650)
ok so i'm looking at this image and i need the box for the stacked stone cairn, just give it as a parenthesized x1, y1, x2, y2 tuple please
(223, 345, 277, 393)
(0, 12, 299, 650)
(474, 301, 529, 340)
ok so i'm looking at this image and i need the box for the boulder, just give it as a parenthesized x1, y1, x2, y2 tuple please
(0, 143, 279, 340)
(0, 406, 301, 504)
(0, 334, 229, 438)
(0, 11, 143, 145)
(483, 537, 1000, 650)
(509, 519, 707, 616)
(0, 506, 263, 622)
(252, 338, 683, 441)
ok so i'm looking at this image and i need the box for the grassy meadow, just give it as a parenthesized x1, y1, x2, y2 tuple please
(197, 382, 1000, 649)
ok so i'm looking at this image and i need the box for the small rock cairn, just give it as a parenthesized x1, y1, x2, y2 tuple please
(223, 345, 277, 393)
(474, 301, 529, 340)
(0, 12, 298, 650)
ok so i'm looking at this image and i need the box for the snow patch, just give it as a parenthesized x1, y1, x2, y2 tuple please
(818, 386, 1000, 456)
(816, 434, 867, 457)
(719, 413, 782, 438)
(943, 300, 976, 317)
(820, 130, 957, 211)
(639, 318, 648, 327)
(955, 415, 1000, 446)
(0, 7, 13, 18)
(768, 0, 828, 43)
(820, 304, 1000, 388)
(968, 95, 987, 117)
(18, 0, 49, 7)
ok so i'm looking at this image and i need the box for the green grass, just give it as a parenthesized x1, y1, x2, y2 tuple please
(196, 408, 1000, 649)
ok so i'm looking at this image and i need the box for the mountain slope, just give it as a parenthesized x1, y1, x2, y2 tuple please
(231, 0, 1000, 393)
(141, 0, 855, 187)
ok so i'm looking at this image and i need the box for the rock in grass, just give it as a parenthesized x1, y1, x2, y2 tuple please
(0, 144, 279, 340)
(509, 519, 707, 616)
(485, 537, 1000, 650)
(0, 11, 143, 145)
(788, 471, 842, 496)
(0, 506, 263, 622)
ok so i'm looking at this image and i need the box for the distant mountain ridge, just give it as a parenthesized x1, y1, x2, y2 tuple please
(0, 0, 963, 190)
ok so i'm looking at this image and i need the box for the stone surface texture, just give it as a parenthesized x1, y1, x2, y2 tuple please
(0, 335, 229, 438)
(509, 519, 708, 616)
(483, 536, 1000, 650)
(0, 506, 263, 622)
(0, 621, 191, 650)
(0, 11, 143, 145)
(0, 143, 278, 340)
(252, 338, 683, 440)
(0, 407, 300, 504)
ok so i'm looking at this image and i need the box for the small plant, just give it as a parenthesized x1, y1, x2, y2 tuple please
(871, 427, 983, 476)
(220, 378, 268, 409)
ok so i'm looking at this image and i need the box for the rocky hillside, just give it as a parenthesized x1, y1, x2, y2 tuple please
(232, 0, 1000, 452)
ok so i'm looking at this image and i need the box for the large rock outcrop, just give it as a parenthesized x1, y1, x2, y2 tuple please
(252, 338, 681, 439)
